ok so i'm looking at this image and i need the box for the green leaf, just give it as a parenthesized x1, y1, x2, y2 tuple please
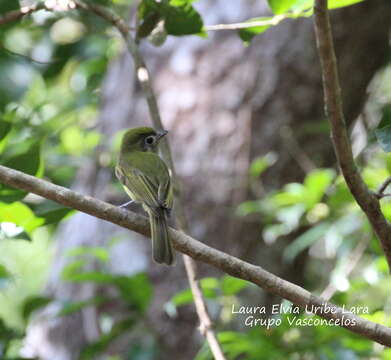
(171, 277, 219, 307)
(171, 289, 193, 306)
(161, 2, 203, 36)
(38, 207, 74, 225)
(114, 274, 152, 312)
(375, 106, 391, 152)
(236, 0, 358, 44)
(328, 0, 364, 9)
(327, 178, 353, 209)
(200, 277, 219, 298)
(137, 0, 162, 40)
(137, 12, 161, 38)
(238, 17, 272, 44)
(267, 0, 301, 14)
(137, 0, 203, 37)
(62, 263, 152, 313)
(59, 296, 107, 316)
(0, 1, 19, 15)
(236, 200, 263, 216)
(33, 201, 74, 225)
(303, 169, 335, 208)
(375, 125, 391, 152)
(63, 270, 114, 283)
(61, 259, 87, 280)
(0, 120, 11, 143)
(81, 318, 135, 360)
(0, 264, 12, 289)
(4, 140, 42, 175)
(249, 155, 274, 177)
(290, 0, 313, 11)
(169, 0, 197, 5)
(275, 204, 306, 229)
(0, 141, 43, 202)
(23, 75, 47, 108)
(382, 349, 391, 360)
(0, 318, 22, 343)
(0, 202, 45, 237)
(0, 188, 25, 205)
(137, 0, 161, 38)
(22, 296, 52, 321)
(60, 126, 85, 155)
(272, 183, 306, 206)
(377, 105, 391, 129)
(67, 246, 109, 262)
(263, 223, 290, 244)
(0, 264, 10, 279)
(271, 170, 334, 211)
(84, 0, 111, 5)
(137, 0, 159, 20)
(291, 0, 364, 11)
(283, 222, 330, 262)
(220, 276, 249, 296)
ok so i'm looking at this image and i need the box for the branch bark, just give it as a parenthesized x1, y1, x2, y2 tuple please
(1, 1, 225, 357)
(0, 2, 46, 26)
(73, 1, 226, 358)
(3, 0, 391, 350)
(313, 0, 391, 270)
(376, 176, 391, 199)
(0, 165, 391, 346)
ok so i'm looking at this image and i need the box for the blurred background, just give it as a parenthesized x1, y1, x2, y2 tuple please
(0, 0, 391, 359)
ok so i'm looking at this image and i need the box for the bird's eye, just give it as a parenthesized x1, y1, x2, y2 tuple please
(145, 136, 156, 145)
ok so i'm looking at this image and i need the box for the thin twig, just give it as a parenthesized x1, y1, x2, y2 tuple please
(204, 15, 286, 31)
(0, 45, 58, 65)
(0, 1, 223, 354)
(0, 2, 46, 26)
(182, 255, 226, 360)
(375, 176, 391, 199)
(203, 11, 313, 32)
(73, 1, 226, 358)
(0, 165, 391, 346)
(3, 0, 391, 349)
(281, 125, 316, 173)
(313, 0, 391, 271)
(321, 235, 370, 301)
(0, 2, 304, 34)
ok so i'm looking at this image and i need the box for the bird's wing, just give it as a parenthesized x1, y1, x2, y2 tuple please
(116, 164, 161, 211)
(157, 166, 172, 210)
(160, 179, 173, 211)
(116, 151, 174, 214)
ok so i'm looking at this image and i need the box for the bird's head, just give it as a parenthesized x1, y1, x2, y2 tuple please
(120, 126, 168, 153)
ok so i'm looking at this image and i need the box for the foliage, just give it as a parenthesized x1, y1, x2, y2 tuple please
(375, 105, 391, 152)
(0, 0, 389, 359)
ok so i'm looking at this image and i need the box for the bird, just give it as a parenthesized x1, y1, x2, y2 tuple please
(115, 127, 174, 265)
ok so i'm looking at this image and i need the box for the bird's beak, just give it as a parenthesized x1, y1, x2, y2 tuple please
(157, 129, 168, 140)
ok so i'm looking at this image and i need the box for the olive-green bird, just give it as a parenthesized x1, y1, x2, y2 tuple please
(115, 127, 174, 265)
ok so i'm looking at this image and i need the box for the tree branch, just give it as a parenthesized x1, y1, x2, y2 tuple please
(320, 234, 370, 301)
(0, 165, 391, 346)
(1, 0, 224, 355)
(376, 176, 391, 199)
(73, 1, 226, 358)
(204, 16, 287, 31)
(203, 12, 312, 32)
(313, 0, 391, 270)
(2, 0, 391, 349)
(0, 2, 46, 26)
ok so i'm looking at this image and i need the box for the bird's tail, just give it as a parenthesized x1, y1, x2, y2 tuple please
(149, 210, 175, 265)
